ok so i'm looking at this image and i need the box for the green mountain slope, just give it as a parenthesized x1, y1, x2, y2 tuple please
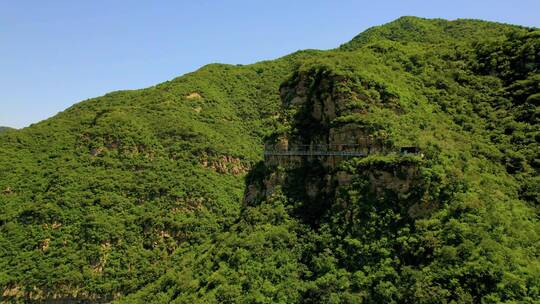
(0, 127, 13, 133)
(340, 16, 525, 49)
(0, 17, 538, 303)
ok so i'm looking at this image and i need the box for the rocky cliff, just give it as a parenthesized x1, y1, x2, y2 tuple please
(245, 67, 424, 226)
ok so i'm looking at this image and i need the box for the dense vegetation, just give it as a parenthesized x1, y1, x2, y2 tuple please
(0, 17, 538, 303)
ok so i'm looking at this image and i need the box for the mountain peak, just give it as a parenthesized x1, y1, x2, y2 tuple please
(0, 126, 14, 132)
(340, 16, 531, 50)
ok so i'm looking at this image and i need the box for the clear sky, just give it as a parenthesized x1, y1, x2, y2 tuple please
(1, 0, 539, 128)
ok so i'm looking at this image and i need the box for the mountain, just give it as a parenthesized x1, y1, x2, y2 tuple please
(0, 17, 538, 303)
(0, 127, 13, 133)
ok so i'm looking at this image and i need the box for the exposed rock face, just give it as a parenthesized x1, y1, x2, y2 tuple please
(245, 67, 423, 225)
(201, 155, 249, 175)
(367, 165, 417, 195)
(243, 169, 286, 206)
(185, 92, 202, 99)
(1, 286, 116, 303)
(265, 69, 394, 169)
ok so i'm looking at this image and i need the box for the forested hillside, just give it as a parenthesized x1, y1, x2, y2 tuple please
(0, 17, 538, 303)
(0, 127, 13, 133)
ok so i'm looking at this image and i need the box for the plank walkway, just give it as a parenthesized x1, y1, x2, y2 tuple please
(263, 143, 421, 159)
(264, 150, 367, 157)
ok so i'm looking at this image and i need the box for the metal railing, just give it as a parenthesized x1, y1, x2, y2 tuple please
(263, 143, 419, 159)
(264, 150, 367, 157)
(263, 144, 376, 158)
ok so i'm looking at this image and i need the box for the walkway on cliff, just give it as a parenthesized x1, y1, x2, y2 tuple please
(263, 144, 419, 158)
(264, 150, 368, 157)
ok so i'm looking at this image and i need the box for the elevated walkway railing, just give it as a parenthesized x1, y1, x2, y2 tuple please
(263, 144, 420, 158)
(264, 150, 367, 157)
(264, 144, 372, 158)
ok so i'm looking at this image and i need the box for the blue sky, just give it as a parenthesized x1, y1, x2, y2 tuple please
(1, 1, 539, 128)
